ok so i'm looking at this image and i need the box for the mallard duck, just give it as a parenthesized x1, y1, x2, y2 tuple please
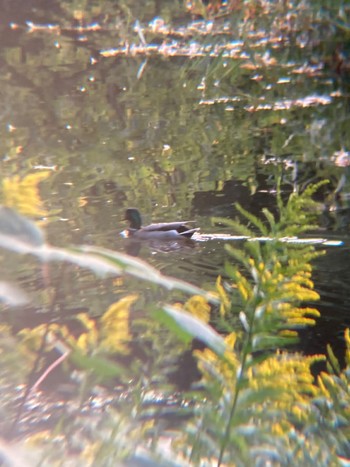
(124, 208, 199, 239)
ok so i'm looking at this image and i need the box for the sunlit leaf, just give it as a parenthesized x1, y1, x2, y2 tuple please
(184, 295, 211, 323)
(215, 276, 231, 316)
(100, 295, 137, 353)
(239, 311, 250, 332)
(326, 344, 341, 375)
(194, 337, 238, 385)
(156, 305, 227, 356)
(345, 329, 350, 366)
(74, 313, 99, 352)
(317, 372, 340, 402)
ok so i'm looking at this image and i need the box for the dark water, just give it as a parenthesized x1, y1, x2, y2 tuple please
(0, 1, 350, 370)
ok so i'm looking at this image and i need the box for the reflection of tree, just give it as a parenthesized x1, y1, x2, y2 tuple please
(0, 0, 349, 248)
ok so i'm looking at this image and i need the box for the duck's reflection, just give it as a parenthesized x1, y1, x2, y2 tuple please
(122, 234, 197, 256)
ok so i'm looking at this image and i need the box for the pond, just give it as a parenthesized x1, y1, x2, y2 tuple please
(0, 0, 350, 433)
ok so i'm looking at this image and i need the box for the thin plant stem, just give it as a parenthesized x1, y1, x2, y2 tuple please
(30, 351, 70, 394)
(217, 294, 259, 466)
(9, 263, 66, 438)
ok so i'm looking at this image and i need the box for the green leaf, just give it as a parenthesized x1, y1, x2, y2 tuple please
(245, 240, 263, 262)
(237, 386, 285, 409)
(235, 203, 269, 236)
(70, 349, 124, 380)
(224, 244, 251, 269)
(212, 216, 254, 237)
(156, 306, 227, 356)
(326, 344, 341, 375)
(252, 333, 299, 352)
(262, 208, 276, 232)
(224, 260, 239, 281)
(153, 308, 193, 346)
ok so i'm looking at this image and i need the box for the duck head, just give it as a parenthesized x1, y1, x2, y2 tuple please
(124, 208, 142, 230)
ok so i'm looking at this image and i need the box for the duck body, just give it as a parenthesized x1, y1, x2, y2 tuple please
(124, 208, 199, 239)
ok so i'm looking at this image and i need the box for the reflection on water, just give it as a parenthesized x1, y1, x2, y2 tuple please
(0, 1, 349, 373)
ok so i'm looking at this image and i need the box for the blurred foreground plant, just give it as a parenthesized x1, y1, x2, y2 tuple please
(0, 183, 349, 465)
(2, 171, 51, 218)
(156, 182, 350, 465)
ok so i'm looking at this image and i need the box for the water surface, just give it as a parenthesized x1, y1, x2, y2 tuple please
(1, 0, 350, 372)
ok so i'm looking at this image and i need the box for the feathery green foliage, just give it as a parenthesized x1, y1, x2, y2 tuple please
(156, 183, 350, 466)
